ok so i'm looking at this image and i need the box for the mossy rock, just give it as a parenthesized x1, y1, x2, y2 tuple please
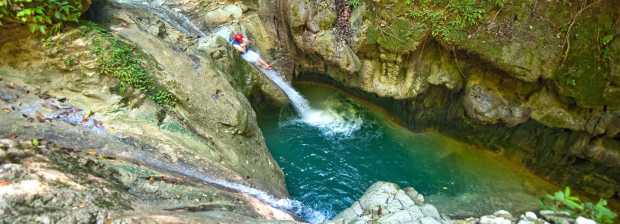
(610, 37, 620, 85)
(552, 1, 617, 109)
(463, 68, 534, 126)
(288, 0, 311, 29)
(439, 0, 566, 82)
(526, 88, 588, 131)
(367, 18, 428, 53)
(78, 22, 177, 108)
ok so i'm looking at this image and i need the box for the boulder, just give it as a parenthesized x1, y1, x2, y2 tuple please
(294, 30, 362, 74)
(479, 211, 513, 224)
(204, 5, 243, 26)
(463, 69, 531, 126)
(288, 0, 311, 29)
(97, 7, 287, 196)
(331, 182, 449, 224)
(575, 217, 596, 224)
(526, 89, 586, 131)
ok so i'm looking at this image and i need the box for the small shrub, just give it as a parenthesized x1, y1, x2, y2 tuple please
(540, 186, 617, 224)
(0, 0, 83, 34)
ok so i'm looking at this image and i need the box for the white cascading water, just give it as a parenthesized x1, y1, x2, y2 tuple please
(214, 28, 361, 137)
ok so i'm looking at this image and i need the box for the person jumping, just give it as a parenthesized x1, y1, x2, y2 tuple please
(232, 33, 272, 69)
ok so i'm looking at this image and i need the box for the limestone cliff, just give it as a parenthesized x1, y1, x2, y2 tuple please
(282, 0, 620, 200)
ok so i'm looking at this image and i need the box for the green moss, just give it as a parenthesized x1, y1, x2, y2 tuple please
(407, 0, 502, 41)
(318, 9, 336, 30)
(367, 18, 425, 52)
(229, 48, 257, 96)
(360, 0, 501, 52)
(79, 22, 177, 108)
(552, 6, 615, 108)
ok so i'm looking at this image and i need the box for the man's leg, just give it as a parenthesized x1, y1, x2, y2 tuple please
(257, 58, 271, 69)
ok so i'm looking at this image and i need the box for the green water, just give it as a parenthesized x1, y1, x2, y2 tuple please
(257, 83, 555, 218)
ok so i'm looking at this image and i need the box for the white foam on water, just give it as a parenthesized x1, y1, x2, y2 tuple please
(257, 68, 362, 138)
(299, 110, 362, 137)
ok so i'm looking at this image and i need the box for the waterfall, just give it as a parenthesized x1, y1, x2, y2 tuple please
(148, 0, 208, 37)
(212, 28, 313, 116)
(259, 69, 313, 115)
(212, 28, 361, 137)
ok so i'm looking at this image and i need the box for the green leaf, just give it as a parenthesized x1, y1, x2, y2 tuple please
(31, 138, 39, 146)
(39, 24, 46, 34)
(28, 23, 37, 32)
(601, 34, 614, 46)
(563, 199, 584, 210)
(16, 9, 33, 17)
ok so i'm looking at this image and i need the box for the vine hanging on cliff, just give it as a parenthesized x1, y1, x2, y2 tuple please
(559, 0, 602, 67)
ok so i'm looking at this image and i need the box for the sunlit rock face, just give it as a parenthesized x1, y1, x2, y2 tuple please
(284, 0, 620, 199)
(0, 137, 296, 223)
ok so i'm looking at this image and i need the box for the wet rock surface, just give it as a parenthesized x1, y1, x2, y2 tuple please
(0, 136, 295, 224)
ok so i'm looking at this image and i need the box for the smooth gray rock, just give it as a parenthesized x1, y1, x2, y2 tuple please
(575, 217, 596, 224)
(420, 204, 441, 220)
(331, 182, 450, 224)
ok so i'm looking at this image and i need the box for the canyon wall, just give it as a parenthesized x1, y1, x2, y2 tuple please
(282, 0, 620, 200)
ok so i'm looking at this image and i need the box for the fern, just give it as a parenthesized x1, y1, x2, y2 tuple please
(541, 187, 617, 224)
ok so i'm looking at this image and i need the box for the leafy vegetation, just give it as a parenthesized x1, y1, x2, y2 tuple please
(359, 0, 503, 51)
(540, 187, 617, 224)
(407, 0, 503, 40)
(79, 22, 176, 108)
(0, 0, 83, 34)
(346, 0, 361, 8)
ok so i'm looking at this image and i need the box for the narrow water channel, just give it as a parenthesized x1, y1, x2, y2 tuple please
(257, 82, 556, 219)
